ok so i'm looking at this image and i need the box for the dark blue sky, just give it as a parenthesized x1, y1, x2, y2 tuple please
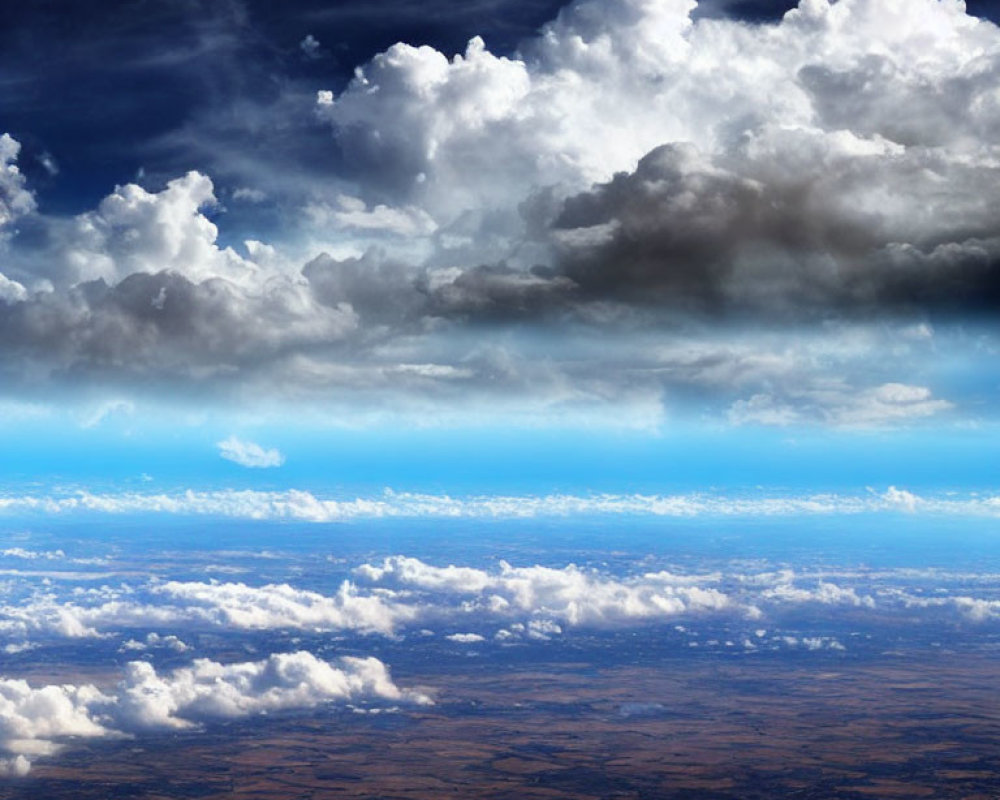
(3, 0, 573, 213)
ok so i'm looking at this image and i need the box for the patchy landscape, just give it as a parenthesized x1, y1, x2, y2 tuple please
(1, 516, 999, 798)
(7, 650, 1000, 799)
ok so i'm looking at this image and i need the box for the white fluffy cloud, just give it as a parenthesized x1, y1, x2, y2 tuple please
(763, 580, 876, 608)
(49, 171, 257, 288)
(445, 632, 485, 643)
(115, 651, 430, 731)
(0, 134, 34, 233)
(317, 0, 1000, 239)
(356, 556, 734, 627)
(2, 555, 999, 656)
(217, 436, 286, 468)
(0, 650, 428, 774)
(152, 578, 415, 634)
(0, 678, 110, 748)
(0, 135, 32, 303)
(0, 577, 415, 639)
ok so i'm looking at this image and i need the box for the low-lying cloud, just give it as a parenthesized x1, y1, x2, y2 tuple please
(5, 553, 999, 650)
(0, 650, 429, 775)
(0, 485, 997, 522)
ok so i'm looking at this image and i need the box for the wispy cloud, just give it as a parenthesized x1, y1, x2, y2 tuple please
(217, 436, 285, 468)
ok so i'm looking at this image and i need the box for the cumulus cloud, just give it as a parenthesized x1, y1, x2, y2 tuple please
(0, 755, 31, 777)
(762, 580, 876, 608)
(2, 0, 1000, 422)
(34, 171, 257, 288)
(0, 576, 416, 639)
(115, 651, 430, 730)
(0, 557, 739, 645)
(314, 0, 1000, 320)
(2, 553, 999, 660)
(0, 171, 358, 390)
(0, 134, 34, 234)
(0, 678, 113, 772)
(356, 556, 734, 627)
(0, 651, 428, 774)
(152, 578, 414, 634)
(217, 436, 285, 468)
(778, 635, 846, 651)
(445, 632, 485, 643)
(0, 135, 32, 303)
(551, 134, 1000, 315)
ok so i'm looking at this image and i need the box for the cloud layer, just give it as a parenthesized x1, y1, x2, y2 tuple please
(1, 0, 999, 423)
(4, 552, 999, 649)
(0, 485, 997, 521)
(0, 651, 428, 774)
(2, 548, 998, 777)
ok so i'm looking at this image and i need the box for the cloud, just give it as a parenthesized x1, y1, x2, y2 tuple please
(0, 135, 31, 303)
(120, 632, 189, 654)
(3, 554, 1000, 658)
(0, 679, 113, 769)
(0, 557, 739, 644)
(1, 548, 65, 560)
(728, 381, 952, 428)
(2, 0, 1000, 423)
(762, 580, 875, 609)
(356, 556, 735, 627)
(217, 436, 286, 468)
(0, 576, 416, 639)
(300, 34, 324, 61)
(0, 755, 31, 777)
(115, 651, 431, 731)
(1, 485, 1000, 523)
(313, 0, 1000, 322)
(0, 134, 34, 233)
(551, 134, 1000, 316)
(0, 651, 429, 774)
(778, 635, 846, 651)
(152, 578, 414, 634)
(445, 632, 485, 643)
(39, 171, 257, 288)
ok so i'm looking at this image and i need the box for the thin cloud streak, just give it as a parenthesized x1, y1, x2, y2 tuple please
(0, 486, 996, 520)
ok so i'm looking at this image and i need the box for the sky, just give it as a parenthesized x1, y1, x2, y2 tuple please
(7, 3, 1000, 781)
(2, 0, 1000, 500)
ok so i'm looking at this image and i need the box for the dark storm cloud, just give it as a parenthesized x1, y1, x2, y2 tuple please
(0, 271, 356, 384)
(551, 138, 1000, 317)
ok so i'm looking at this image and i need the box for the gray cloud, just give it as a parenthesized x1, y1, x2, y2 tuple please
(550, 135, 1000, 316)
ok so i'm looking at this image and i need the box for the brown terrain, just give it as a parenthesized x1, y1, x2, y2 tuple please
(5, 651, 1000, 799)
